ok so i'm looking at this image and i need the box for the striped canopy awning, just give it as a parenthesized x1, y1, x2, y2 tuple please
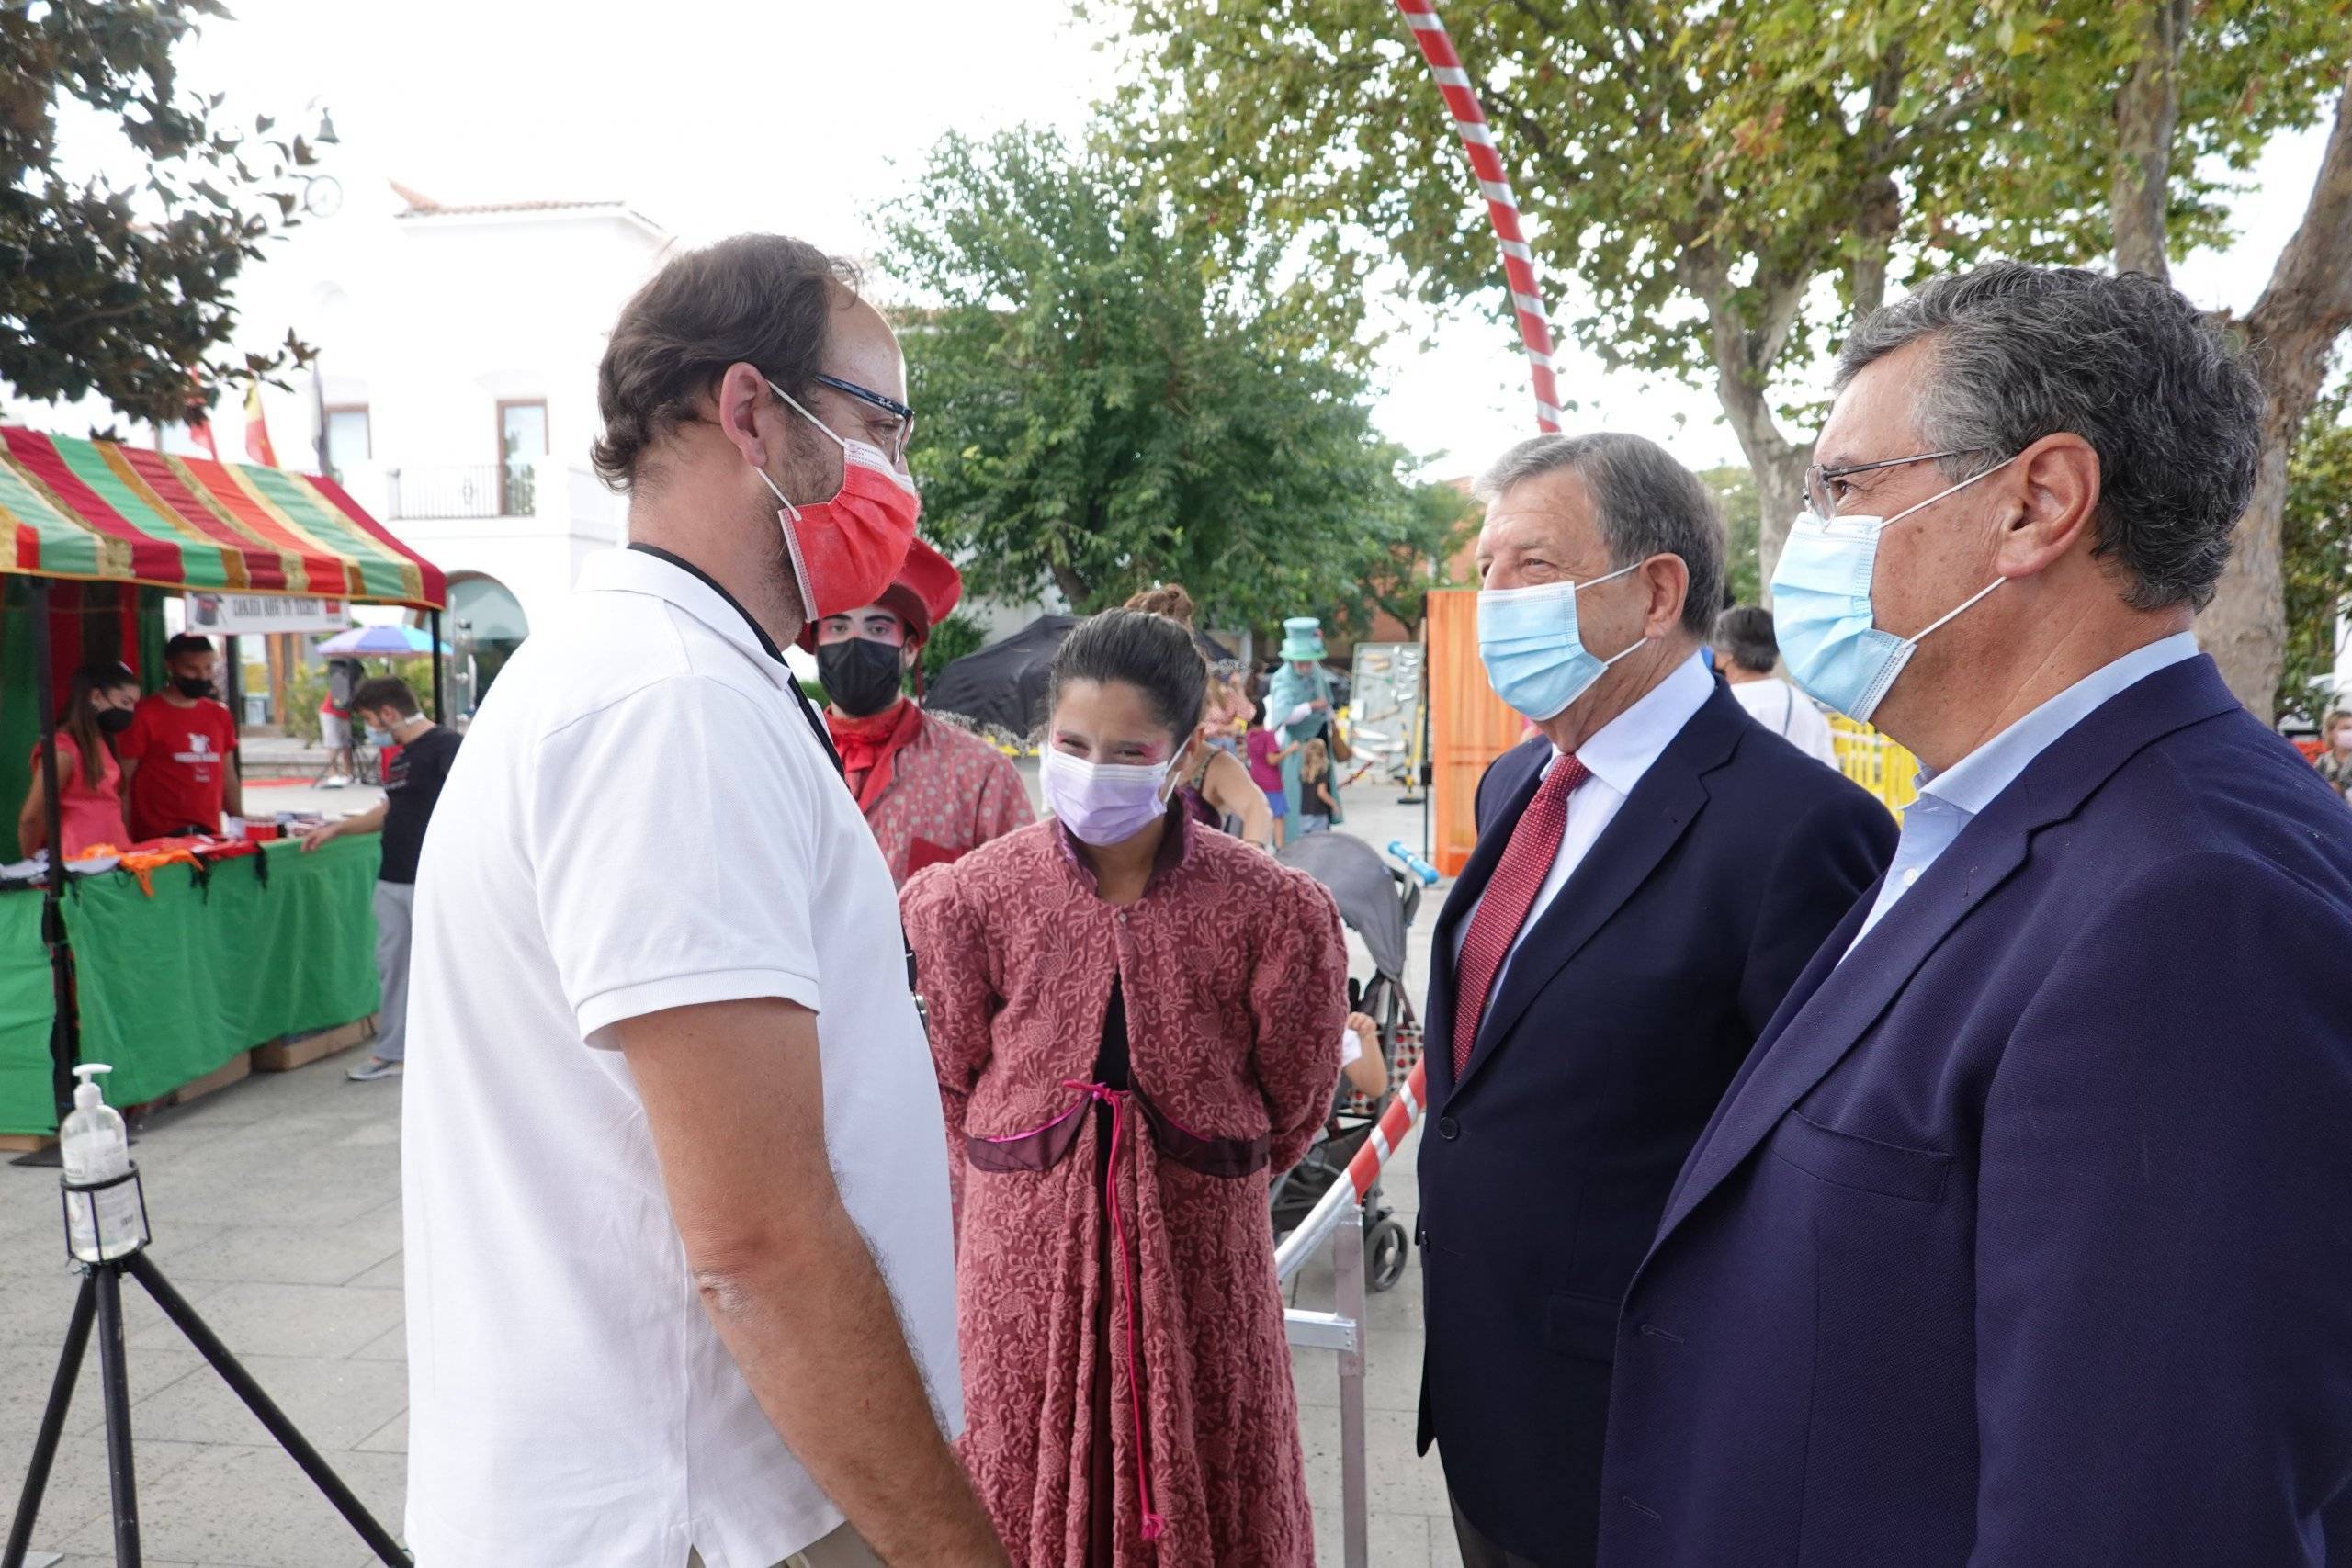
(0, 427, 446, 609)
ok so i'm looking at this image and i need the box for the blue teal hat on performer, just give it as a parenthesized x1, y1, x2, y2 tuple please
(1279, 617, 1326, 662)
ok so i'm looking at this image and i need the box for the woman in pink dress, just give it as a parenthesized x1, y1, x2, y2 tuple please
(16, 663, 139, 860)
(903, 608, 1346, 1567)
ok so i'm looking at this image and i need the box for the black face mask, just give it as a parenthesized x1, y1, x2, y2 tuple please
(172, 676, 216, 701)
(96, 707, 136, 737)
(816, 637, 908, 718)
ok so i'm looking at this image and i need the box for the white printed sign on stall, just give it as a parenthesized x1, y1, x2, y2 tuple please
(184, 593, 346, 636)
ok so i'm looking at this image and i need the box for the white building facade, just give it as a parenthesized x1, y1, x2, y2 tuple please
(233, 178, 674, 708)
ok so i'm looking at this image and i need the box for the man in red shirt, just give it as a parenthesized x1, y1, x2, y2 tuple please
(119, 633, 243, 842)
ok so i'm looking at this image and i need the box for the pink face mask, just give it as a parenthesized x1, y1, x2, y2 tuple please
(756, 382, 920, 621)
(1041, 746, 1177, 846)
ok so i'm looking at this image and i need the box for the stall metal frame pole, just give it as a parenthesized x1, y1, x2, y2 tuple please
(221, 634, 243, 782)
(427, 610, 446, 723)
(27, 579, 80, 1121)
(1282, 1193, 1371, 1568)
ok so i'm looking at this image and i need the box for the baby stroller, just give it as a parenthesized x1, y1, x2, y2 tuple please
(1269, 831, 1424, 1292)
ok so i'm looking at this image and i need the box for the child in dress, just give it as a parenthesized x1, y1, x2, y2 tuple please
(1298, 739, 1337, 835)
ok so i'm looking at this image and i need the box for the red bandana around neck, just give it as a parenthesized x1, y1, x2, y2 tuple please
(826, 699, 925, 811)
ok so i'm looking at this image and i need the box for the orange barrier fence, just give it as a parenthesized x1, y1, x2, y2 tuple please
(1427, 590, 1526, 876)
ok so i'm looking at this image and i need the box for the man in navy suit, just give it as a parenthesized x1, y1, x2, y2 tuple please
(1419, 432, 1896, 1567)
(1600, 263, 2352, 1566)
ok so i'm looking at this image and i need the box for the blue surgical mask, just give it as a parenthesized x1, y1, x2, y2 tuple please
(1476, 561, 1649, 722)
(1770, 457, 2015, 723)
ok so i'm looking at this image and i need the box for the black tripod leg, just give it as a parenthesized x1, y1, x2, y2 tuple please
(2, 1271, 96, 1568)
(123, 1254, 409, 1566)
(91, 1267, 140, 1567)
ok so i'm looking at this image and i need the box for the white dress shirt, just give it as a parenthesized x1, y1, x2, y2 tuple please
(1842, 631, 2200, 959)
(1456, 652, 1716, 998)
(1727, 674, 1839, 767)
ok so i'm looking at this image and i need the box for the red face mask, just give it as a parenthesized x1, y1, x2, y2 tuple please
(757, 382, 921, 621)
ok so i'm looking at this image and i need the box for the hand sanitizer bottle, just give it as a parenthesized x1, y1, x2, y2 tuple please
(61, 1065, 143, 1263)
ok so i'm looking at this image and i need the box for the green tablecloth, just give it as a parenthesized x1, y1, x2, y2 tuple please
(0, 834, 382, 1134)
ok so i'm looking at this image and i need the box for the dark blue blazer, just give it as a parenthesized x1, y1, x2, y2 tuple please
(1419, 680, 1896, 1564)
(1599, 654, 2352, 1567)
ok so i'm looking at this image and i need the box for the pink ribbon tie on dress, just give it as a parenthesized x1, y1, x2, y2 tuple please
(1063, 1078, 1168, 1545)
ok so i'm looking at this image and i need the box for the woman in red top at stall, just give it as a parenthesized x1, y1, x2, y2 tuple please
(17, 663, 140, 860)
(902, 608, 1345, 1568)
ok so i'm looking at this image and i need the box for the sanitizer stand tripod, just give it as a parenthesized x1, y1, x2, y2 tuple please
(2, 1167, 410, 1568)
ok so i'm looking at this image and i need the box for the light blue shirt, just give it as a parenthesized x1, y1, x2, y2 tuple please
(1841, 632, 2200, 960)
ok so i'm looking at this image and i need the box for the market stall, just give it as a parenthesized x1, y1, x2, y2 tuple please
(0, 426, 447, 1135)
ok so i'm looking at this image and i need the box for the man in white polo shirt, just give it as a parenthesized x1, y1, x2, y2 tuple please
(401, 235, 1005, 1568)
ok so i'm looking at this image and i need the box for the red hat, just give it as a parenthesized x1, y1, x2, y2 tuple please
(797, 537, 962, 651)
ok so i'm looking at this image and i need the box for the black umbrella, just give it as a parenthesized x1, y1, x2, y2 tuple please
(926, 614, 1235, 739)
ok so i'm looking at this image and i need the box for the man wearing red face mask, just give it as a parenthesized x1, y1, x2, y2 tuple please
(399, 236, 1002, 1568)
(808, 540, 1033, 886)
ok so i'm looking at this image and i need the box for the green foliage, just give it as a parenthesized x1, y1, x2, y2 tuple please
(877, 126, 1438, 638)
(1107, 0, 2349, 401)
(2, 0, 317, 426)
(2279, 372, 2352, 724)
(920, 613, 989, 685)
(1700, 465, 1762, 609)
(280, 656, 441, 743)
(1349, 479, 1480, 639)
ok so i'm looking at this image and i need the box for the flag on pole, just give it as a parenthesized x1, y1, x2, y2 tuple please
(187, 414, 220, 460)
(243, 380, 278, 468)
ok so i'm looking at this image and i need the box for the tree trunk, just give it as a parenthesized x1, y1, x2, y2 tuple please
(1049, 559, 1091, 610)
(2110, 0, 2190, 280)
(1690, 257, 1815, 590)
(2198, 70, 2352, 720)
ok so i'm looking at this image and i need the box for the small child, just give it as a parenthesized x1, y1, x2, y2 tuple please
(1298, 739, 1337, 835)
(1244, 714, 1294, 848)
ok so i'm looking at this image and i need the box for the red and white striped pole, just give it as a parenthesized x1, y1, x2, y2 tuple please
(1394, 0, 1564, 434)
(1274, 2, 1559, 1284)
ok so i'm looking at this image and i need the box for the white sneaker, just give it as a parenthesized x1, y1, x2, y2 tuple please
(322, 774, 350, 790)
(347, 1057, 402, 1082)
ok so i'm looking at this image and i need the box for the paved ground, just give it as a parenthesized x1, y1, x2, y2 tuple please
(0, 762, 1456, 1567)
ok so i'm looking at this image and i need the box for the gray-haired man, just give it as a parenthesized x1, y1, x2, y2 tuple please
(1598, 263, 2352, 1568)
(1417, 433, 1895, 1567)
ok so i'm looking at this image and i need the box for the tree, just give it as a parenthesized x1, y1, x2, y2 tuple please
(2278, 367, 2352, 722)
(1700, 465, 1762, 609)
(876, 126, 1435, 637)
(1352, 478, 1480, 639)
(2, 0, 316, 426)
(1112, 0, 2352, 717)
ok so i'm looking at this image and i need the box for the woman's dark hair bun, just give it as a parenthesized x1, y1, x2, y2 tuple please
(1049, 608, 1208, 742)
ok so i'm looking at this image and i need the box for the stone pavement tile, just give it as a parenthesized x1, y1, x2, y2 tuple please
(0, 1264, 227, 1360)
(341, 1252, 401, 1292)
(348, 1323, 403, 1363)
(143, 1156, 399, 1234)
(52, 1442, 406, 1568)
(0, 1427, 211, 1556)
(1313, 1505, 1430, 1568)
(127, 1281, 402, 1360)
(127, 1353, 408, 1450)
(0, 1338, 212, 1443)
(353, 1410, 405, 1454)
(161, 1217, 402, 1291)
(1301, 1408, 1450, 1519)
(1290, 1327, 1424, 1414)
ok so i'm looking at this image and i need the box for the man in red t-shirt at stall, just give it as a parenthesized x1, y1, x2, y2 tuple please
(119, 633, 244, 842)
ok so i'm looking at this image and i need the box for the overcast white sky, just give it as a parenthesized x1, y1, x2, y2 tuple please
(90, 0, 2340, 480)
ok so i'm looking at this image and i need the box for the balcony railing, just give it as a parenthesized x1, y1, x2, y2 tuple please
(385, 463, 537, 520)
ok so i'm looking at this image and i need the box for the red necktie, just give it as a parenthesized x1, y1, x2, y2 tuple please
(1451, 755, 1589, 1079)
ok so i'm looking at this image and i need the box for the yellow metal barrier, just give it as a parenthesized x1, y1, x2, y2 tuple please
(1828, 714, 1920, 821)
